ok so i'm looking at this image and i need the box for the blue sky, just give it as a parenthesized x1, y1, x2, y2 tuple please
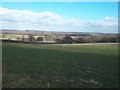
(1, 0, 120, 2)
(1, 2, 118, 20)
(0, 2, 118, 33)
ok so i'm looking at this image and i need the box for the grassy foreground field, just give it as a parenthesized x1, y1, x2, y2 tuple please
(2, 43, 118, 88)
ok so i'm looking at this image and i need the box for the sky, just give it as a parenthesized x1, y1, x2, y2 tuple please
(1, 0, 119, 2)
(0, 2, 118, 33)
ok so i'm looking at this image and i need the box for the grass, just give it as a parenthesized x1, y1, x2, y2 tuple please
(2, 43, 118, 88)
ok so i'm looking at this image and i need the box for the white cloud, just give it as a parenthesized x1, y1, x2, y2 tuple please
(0, 7, 118, 33)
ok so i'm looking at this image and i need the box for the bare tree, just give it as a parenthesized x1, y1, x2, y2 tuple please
(28, 34, 35, 42)
(36, 37, 43, 42)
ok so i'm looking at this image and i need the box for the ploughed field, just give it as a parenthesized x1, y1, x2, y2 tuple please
(2, 43, 118, 88)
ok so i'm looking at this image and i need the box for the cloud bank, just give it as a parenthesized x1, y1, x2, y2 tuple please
(0, 7, 118, 33)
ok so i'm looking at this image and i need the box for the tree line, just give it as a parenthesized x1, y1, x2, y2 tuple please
(2, 33, 119, 44)
(55, 35, 119, 44)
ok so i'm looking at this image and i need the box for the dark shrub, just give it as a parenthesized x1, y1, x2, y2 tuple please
(36, 37, 43, 42)
(61, 36, 74, 43)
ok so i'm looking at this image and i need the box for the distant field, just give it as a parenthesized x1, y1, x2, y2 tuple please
(2, 43, 118, 88)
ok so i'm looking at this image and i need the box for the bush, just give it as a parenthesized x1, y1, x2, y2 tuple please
(61, 36, 74, 43)
(36, 37, 43, 42)
(74, 37, 86, 43)
(55, 39, 62, 44)
(28, 34, 35, 42)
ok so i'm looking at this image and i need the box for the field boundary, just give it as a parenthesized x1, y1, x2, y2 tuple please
(1, 40, 119, 45)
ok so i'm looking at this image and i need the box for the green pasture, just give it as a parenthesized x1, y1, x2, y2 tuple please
(2, 43, 118, 88)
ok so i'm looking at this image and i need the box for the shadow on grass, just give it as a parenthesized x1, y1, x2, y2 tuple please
(2, 44, 118, 88)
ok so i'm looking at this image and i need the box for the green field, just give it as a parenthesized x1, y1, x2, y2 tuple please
(2, 43, 118, 88)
